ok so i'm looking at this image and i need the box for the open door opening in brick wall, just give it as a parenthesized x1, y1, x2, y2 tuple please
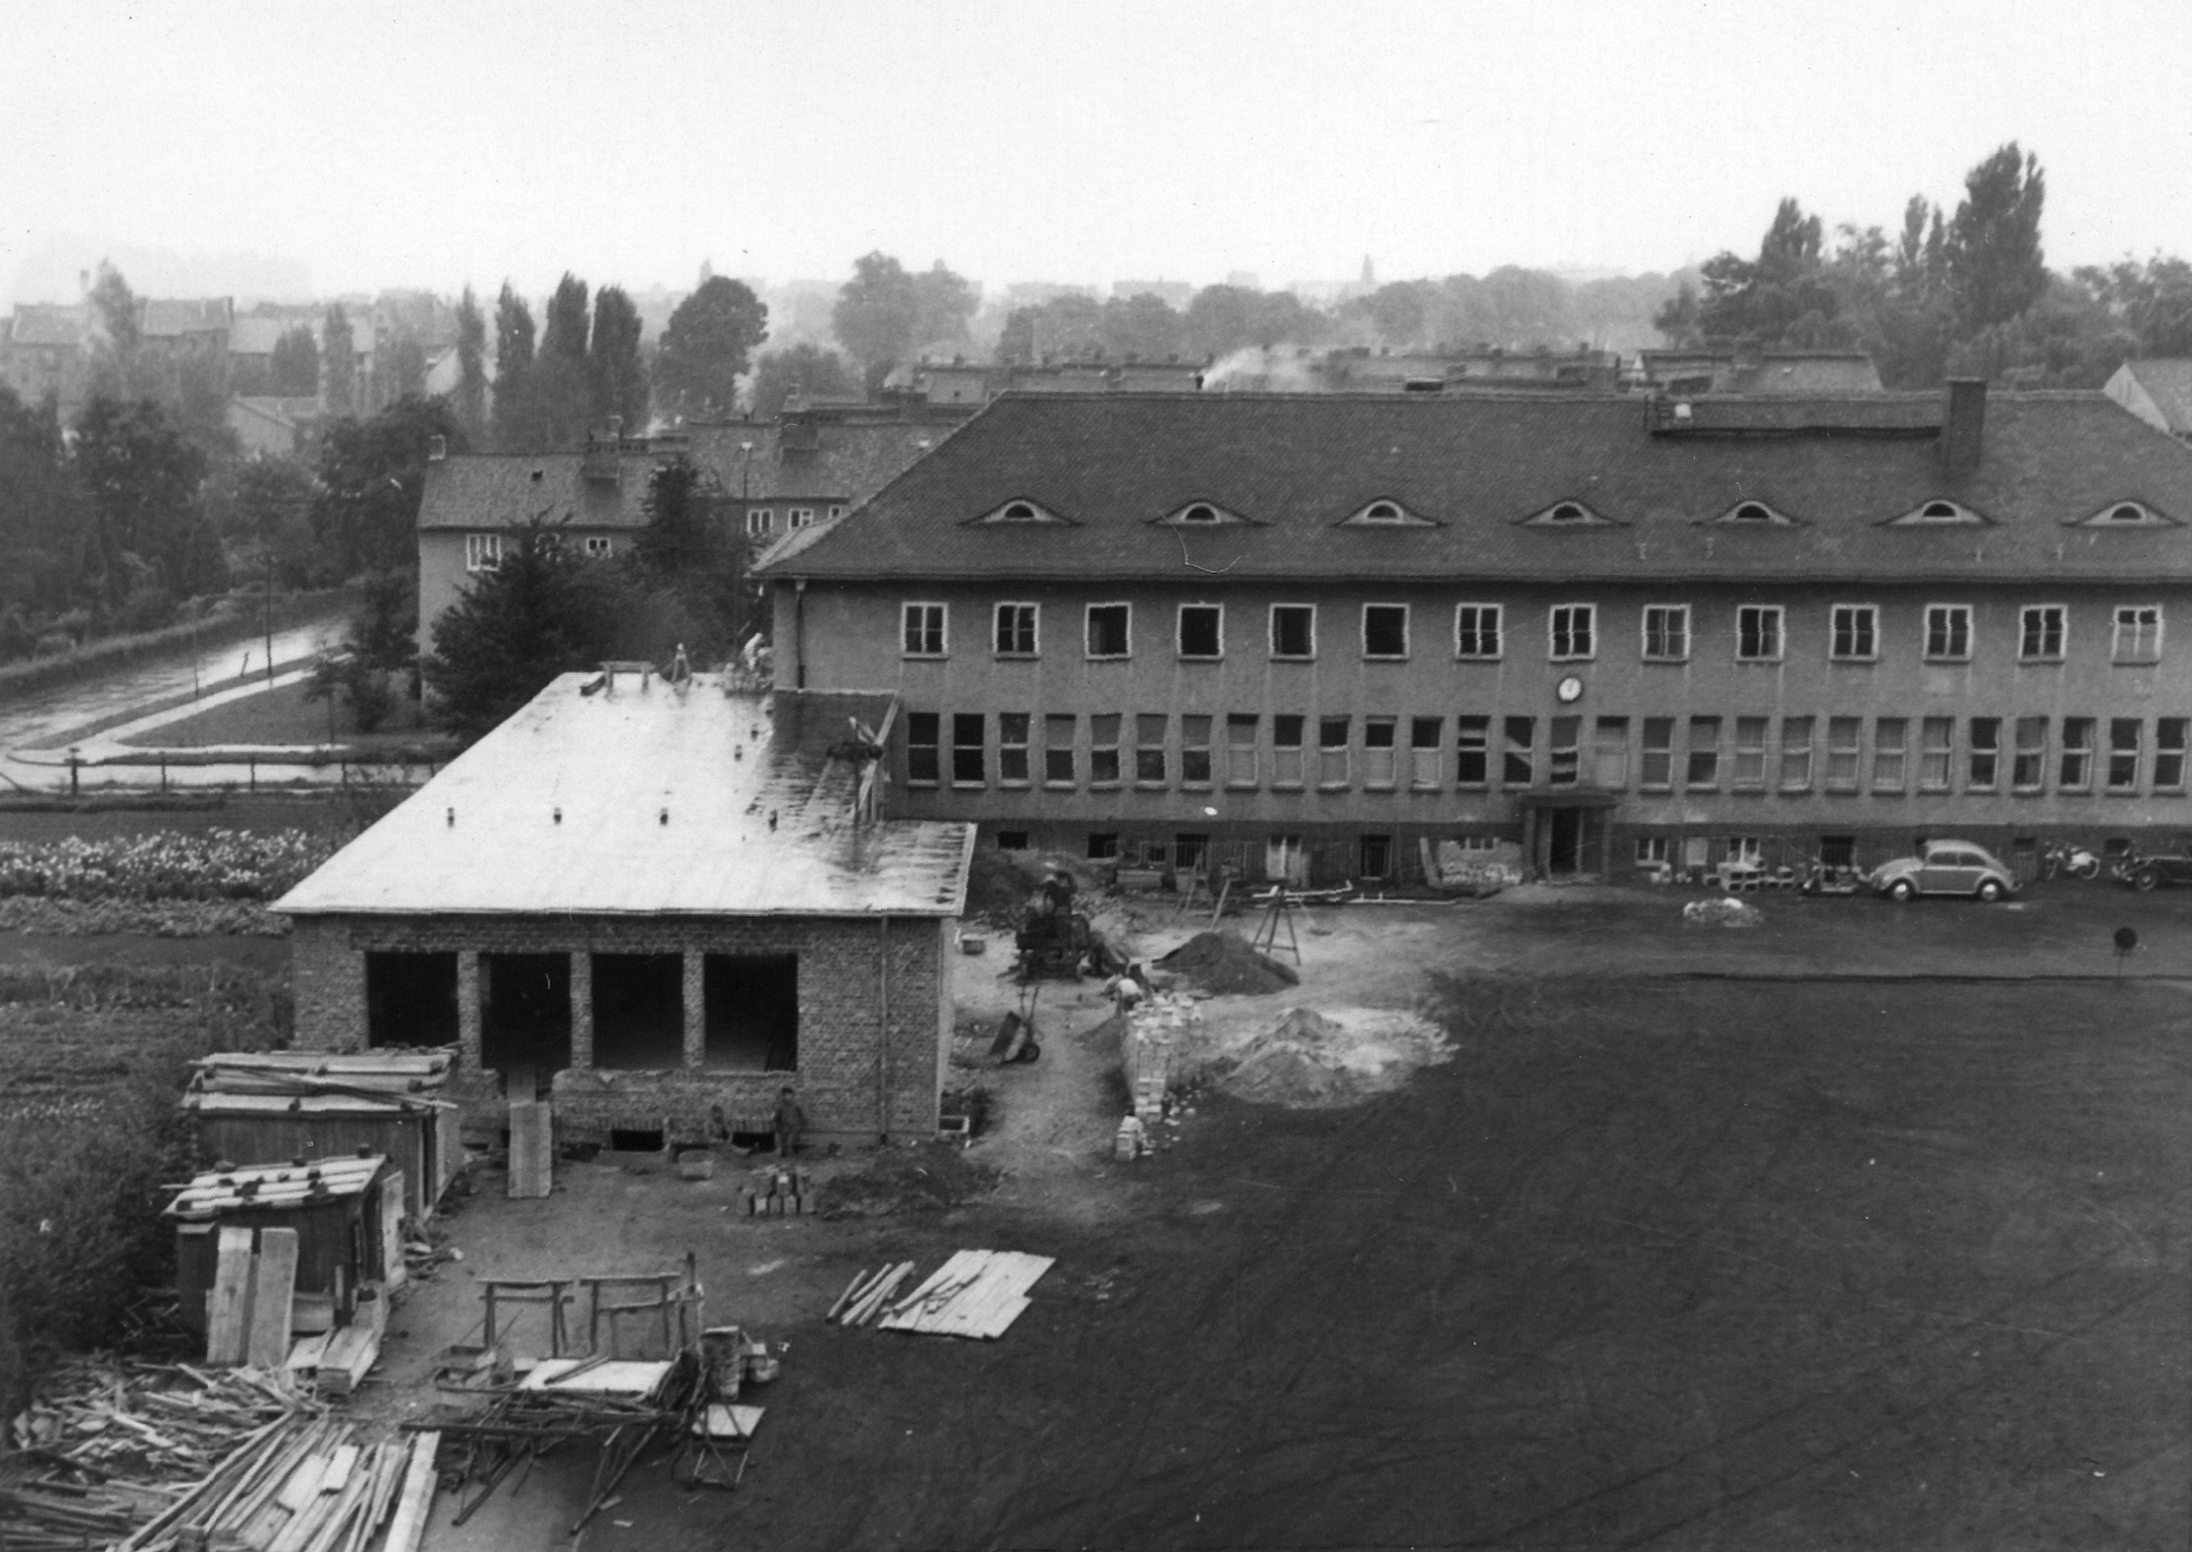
(703, 954, 797, 1073)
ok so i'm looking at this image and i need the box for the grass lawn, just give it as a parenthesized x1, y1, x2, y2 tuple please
(117, 679, 445, 752)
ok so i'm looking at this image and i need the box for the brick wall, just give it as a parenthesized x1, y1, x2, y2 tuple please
(288, 911, 951, 1144)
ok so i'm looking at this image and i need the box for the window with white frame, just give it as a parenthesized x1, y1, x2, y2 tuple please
(2013, 717, 2048, 792)
(1086, 603, 1131, 658)
(1318, 716, 1352, 786)
(1178, 604, 1223, 658)
(1135, 714, 1168, 784)
(1455, 716, 1489, 785)
(465, 532, 502, 572)
(2020, 605, 2066, 661)
(1872, 717, 1907, 790)
(1830, 604, 1877, 661)
(826, 504, 845, 521)
(1733, 717, 1768, 788)
(2108, 719, 2142, 791)
(1686, 716, 1721, 789)
(1639, 718, 1673, 789)
(1920, 717, 1954, 791)
(1726, 835, 1763, 865)
(788, 507, 815, 528)
(1362, 604, 1410, 659)
(1593, 716, 1628, 788)
(998, 713, 1031, 785)
(902, 602, 946, 657)
(1454, 604, 1502, 659)
(1226, 714, 1259, 786)
(744, 508, 772, 537)
(1271, 604, 1316, 659)
(952, 714, 985, 785)
(583, 535, 614, 558)
(1779, 716, 1813, 791)
(906, 712, 940, 784)
(1044, 714, 1076, 785)
(1967, 717, 2000, 791)
(1924, 604, 1973, 661)
(2157, 719, 2189, 792)
(1181, 715, 1214, 786)
(1550, 604, 1596, 660)
(994, 602, 1038, 656)
(1272, 715, 1306, 786)
(1502, 717, 1534, 785)
(2060, 717, 2095, 790)
(1635, 836, 1671, 866)
(1363, 717, 1398, 787)
(1410, 717, 1443, 789)
(2114, 605, 2163, 663)
(1089, 715, 1122, 785)
(1736, 605, 1783, 662)
(1642, 605, 1688, 662)
(1549, 716, 1581, 787)
(1827, 717, 1862, 791)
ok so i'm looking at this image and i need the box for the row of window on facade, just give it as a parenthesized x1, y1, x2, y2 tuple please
(902, 600, 2170, 666)
(742, 504, 842, 537)
(465, 531, 616, 572)
(906, 710, 2192, 797)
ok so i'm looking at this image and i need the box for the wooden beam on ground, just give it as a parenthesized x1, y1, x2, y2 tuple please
(380, 1431, 441, 1552)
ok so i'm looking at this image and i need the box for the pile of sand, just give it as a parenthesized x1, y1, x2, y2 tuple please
(1157, 931, 1300, 996)
(815, 1142, 1002, 1219)
(1214, 1006, 1452, 1108)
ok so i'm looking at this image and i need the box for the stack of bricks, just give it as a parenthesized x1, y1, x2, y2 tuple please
(744, 1166, 815, 1216)
(1120, 993, 1200, 1123)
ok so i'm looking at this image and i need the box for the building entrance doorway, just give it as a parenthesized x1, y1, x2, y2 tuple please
(1518, 791, 1617, 879)
(480, 952, 572, 1082)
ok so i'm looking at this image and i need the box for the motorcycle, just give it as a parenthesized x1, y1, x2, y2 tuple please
(2040, 842, 2102, 880)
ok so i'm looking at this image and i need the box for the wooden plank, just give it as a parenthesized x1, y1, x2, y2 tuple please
(287, 1332, 332, 1373)
(379, 1431, 441, 1552)
(379, 1171, 407, 1289)
(321, 1443, 359, 1494)
(246, 1227, 301, 1368)
(507, 1100, 552, 1199)
(206, 1225, 257, 1365)
(276, 1454, 333, 1513)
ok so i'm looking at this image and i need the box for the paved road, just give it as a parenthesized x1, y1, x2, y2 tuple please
(0, 617, 348, 793)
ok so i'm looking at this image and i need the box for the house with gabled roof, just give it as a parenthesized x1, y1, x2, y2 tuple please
(0, 303, 93, 418)
(2105, 360, 2192, 442)
(754, 382, 2192, 886)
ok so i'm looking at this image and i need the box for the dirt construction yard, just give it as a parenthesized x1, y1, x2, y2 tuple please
(359, 882, 2191, 1551)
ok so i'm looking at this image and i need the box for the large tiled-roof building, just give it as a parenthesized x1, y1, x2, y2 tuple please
(756, 383, 2192, 885)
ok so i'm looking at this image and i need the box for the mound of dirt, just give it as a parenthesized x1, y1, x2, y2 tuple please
(1158, 931, 1300, 996)
(815, 1142, 1002, 1219)
(1683, 896, 1765, 927)
(965, 848, 1045, 921)
(1215, 1006, 1453, 1109)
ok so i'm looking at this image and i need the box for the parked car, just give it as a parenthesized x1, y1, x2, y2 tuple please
(1868, 840, 2019, 902)
(2120, 847, 2192, 892)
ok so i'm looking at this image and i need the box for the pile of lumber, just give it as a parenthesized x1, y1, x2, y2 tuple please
(742, 1166, 814, 1216)
(828, 1250, 1054, 1339)
(206, 1224, 303, 1368)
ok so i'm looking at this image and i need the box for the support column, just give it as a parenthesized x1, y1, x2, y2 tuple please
(457, 951, 482, 1070)
(682, 954, 706, 1070)
(569, 952, 593, 1071)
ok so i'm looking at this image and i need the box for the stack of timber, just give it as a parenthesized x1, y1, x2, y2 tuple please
(742, 1166, 813, 1217)
(876, 1251, 1054, 1339)
(827, 1263, 917, 1326)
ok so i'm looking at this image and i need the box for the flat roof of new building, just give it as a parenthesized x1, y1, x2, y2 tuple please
(274, 676, 971, 919)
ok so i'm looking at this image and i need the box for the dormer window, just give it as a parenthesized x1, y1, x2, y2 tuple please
(1160, 500, 1249, 526)
(1887, 499, 1986, 526)
(1339, 498, 1435, 527)
(1520, 499, 1617, 528)
(2073, 500, 2175, 528)
(1180, 503, 1219, 523)
(970, 497, 1070, 525)
(1361, 501, 1403, 523)
(1710, 499, 1797, 526)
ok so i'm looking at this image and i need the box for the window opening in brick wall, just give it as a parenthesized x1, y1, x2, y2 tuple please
(1410, 716, 1443, 789)
(1636, 836, 1670, 866)
(1174, 833, 1210, 874)
(1503, 716, 1535, 785)
(1044, 714, 1076, 785)
(703, 953, 797, 1073)
(1726, 835, 1762, 864)
(1273, 715, 1306, 786)
(1594, 716, 1628, 787)
(906, 712, 940, 784)
(2060, 716, 2095, 790)
(1920, 717, 1954, 792)
(1818, 835, 1856, 869)
(1872, 717, 1907, 790)
(1226, 714, 1259, 786)
(2158, 718, 2189, 791)
(1736, 606, 1783, 662)
(994, 602, 1038, 656)
(1968, 717, 2000, 791)
(996, 831, 1030, 850)
(1319, 716, 1352, 787)
(1181, 715, 1214, 786)
(1455, 604, 1501, 658)
(1686, 716, 1722, 789)
(1779, 716, 1813, 791)
(1271, 604, 1316, 658)
(1179, 604, 1223, 658)
(1831, 604, 1877, 661)
(480, 952, 572, 1075)
(1640, 717, 1674, 789)
(2013, 716, 2048, 791)
(952, 713, 985, 785)
(1360, 834, 1394, 878)
(1087, 832, 1120, 860)
(1364, 717, 1398, 787)
(902, 602, 946, 656)
(998, 713, 1030, 784)
(1731, 716, 1767, 788)
(1549, 715, 1581, 786)
(1924, 605, 1972, 661)
(1136, 714, 1169, 784)
(1456, 715, 1489, 785)
(1550, 604, 1595, 660)
(592, 953, 684, 1071)
(366, 952, 458, 1049)
(1827, 717, 1862, 791)
(465, 532, 502, 572)
(1089, 715, 1122, 785)
(2108, 718, 2142, 790)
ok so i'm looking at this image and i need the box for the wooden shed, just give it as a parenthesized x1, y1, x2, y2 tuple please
(165, 1154, 401, 1341)
(183, 1049, 461, 1222)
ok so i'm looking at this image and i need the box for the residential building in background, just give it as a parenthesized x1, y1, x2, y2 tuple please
(0, 303, 93, 419)
(756, 383, 2192, 887)
(1636, 345, 1884, 395)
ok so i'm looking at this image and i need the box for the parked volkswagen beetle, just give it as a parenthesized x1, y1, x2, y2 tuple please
(1868, 840, 2019, 902)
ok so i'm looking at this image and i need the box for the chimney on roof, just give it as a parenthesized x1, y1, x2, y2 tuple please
(1940, 378, 1987, 475)
(427, 435, 446, 462)
(607, 415, 623, 438)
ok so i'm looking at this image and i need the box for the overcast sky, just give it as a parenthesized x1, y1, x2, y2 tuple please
(3, 0, 2186, 306)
